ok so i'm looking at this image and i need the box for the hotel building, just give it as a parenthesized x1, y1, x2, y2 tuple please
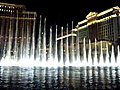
(73, 6, 120, 45)
(0, 2, 37, 58)
(57, 6, 120, 58)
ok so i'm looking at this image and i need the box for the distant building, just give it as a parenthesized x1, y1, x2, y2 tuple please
(57, 6, 120, 57)
(0, 2, 37, 58)
(73, 6, 120, 45)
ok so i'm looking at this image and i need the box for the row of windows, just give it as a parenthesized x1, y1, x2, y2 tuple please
(98, 22, 113, 28)
(98, 30, 114, 35)
(98, 32, 114, 37)
(0, 9, 14, 13)
(0, 12, 36, 19)
(98, 36, 114, 41)
(0, 4, 25, 10)
(98, 26, 113, 33)
(0, 5, 15, 9)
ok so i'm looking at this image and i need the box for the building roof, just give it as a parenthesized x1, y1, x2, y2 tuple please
(0, 2, 25, 8)
(76, 6, 120, 28)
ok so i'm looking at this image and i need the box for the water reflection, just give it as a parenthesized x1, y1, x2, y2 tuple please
(0, 66, 120, 90)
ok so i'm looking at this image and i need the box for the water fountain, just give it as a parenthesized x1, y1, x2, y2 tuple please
(0, 15, 120, 67)
(1, 3, 120, 90)
(65, 24, 69, 66)
(87, 40, 92, 66)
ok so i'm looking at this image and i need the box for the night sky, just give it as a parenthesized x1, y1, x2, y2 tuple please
(0, 0, 120, 26)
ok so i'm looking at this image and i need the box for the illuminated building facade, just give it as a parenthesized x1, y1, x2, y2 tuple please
(73, 6, 120, 45)
(56, 6, 120, 56)
(0, 2, 37, 58)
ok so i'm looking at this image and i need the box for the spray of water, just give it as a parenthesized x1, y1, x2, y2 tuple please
(88, 39, 92, 66)
(0, 16, 120, 67)
(99, 41, 104, 66)
(65, 24, 70, 66)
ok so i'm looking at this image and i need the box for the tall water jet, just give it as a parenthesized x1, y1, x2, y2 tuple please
(93, 38, 98, 66)
(36, 15, 42, 63)
(48, 26, 53, 66)
(14, 11, 19, 61)
(71, 21, 74, 65)
(59, 27, 64, 66)
(54, 25, 58, 66)
(110, 45, 116, 66)
(20, 15, 25, 60)
(75, 30, 81, 66)
(99, 41, 104, 66)
(6, 18, 12, 59)
(42, 18, 47, 66)
(0, 18, 5, 60)
(88, 39, 92, 66)
(82, 38, 87, 66)
(117, 45, 120, 65)
(2, 18, 6, 60)
(65, 24, 69, 66)
(105, 43, 110, 66)
(4, 19, 9, 59)
(30, 13, 36, 60)
(25, 14, 30, 60)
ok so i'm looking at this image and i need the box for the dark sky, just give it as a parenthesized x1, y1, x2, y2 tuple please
(0, 0, 120, 27)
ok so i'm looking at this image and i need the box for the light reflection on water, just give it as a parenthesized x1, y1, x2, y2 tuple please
(0, 66, 120, 90)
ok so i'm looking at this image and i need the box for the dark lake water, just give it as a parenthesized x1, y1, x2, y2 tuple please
(0, 66, 120, 90)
